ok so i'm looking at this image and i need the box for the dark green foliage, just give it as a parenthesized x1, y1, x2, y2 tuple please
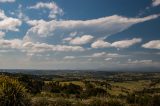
(86, 87, 106, 96)
(62, 83, 82, 95)
(83, 81, 106, 97)
(19, 75, 44, 94)
(136, 95, 151, 106)
(43, 82, 82, 95)
(0, 76, 30, 106)
(126, 93, 160, 106)
(43, 81, 62, 93)
(152, 95, 160, 106)
(126, 93, 136, 104)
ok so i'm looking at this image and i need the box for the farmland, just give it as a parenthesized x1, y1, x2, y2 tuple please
(0, 71, 160, 106)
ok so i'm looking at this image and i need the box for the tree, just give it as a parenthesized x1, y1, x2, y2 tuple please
(18, 75, 44, 94)
(44, 81, 62, 93)
(62, 83, 82, 95)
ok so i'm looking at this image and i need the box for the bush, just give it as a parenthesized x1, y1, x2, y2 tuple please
(48, 81, 62, 93)
(86, 87, 106, 97)
(19, 75, 44, 94)
(62, 83, 82, 95)
(152, 95, 160, 106)
(126, 93, 136, 104)
(136, 95, 151, 106)
(0, 76, 30, 106)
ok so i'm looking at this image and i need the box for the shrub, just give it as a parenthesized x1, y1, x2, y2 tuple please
(49, 81, 62, 93)
(19, 75, 44, 94)
(62, 83, 82, 95)
(86, 87, 106, 97)
(152, 95, 160, 106)
(0, 76, 30, 106)
(126, 93, 136, 104)
(136, 95, 151, 106)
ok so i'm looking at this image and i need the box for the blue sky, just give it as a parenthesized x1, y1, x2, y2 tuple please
(0, 0, 160, 70)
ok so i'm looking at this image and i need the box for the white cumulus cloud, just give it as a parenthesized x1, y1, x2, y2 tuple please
(24, 14, 160, 42)
(111, 38, 142, 48)
(22, 42, 85, 53)
(0, 10, 22, 31)
(91, 40, 111, 48)
(69, 35, 94, 45)
(152, 0, 160, 7)
(142, 40, 160, 49)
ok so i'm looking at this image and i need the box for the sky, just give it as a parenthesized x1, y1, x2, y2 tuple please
(0, 0, 160, 70)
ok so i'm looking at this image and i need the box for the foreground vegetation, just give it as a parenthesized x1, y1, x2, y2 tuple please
(0, 71, 160, 106)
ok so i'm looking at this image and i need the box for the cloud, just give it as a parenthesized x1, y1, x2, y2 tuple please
(142, 40, 160, 49)
(92, 52, 106, 58)
(15, 4, 29, 22)
(27, 19, 46, 26)
(90, 52, 126, 58)
(91, 40, 111, 48)
(22, 42, 85, 53)
(0, 10, 7, 19)
(0, 31, 5, 38)
(0, 18, 21, 31)
(111, 38, 142, 48)
(64, 56, 75, 59)
(69, 32, 77, 37)
(63, 37, 73, 42)
(107, 53, 125, 58)
(105, 58, 112, 61)
(128, 59, 153, 64)
(24, 14, 160, 42)
(91, 38, 142, 49)
(0, 10, 22, 31)
(0, 39, 22, 49)
(29, 2, 63, 19)
(0, 38, 85, 55)
(68, 35, 94, 45)
(0, 0, 15, 3)
(152, 0, 160, 7)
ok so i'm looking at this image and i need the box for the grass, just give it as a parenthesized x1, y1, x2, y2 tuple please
(110, 80, 150, 91)
(60, 81, 85, 88)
